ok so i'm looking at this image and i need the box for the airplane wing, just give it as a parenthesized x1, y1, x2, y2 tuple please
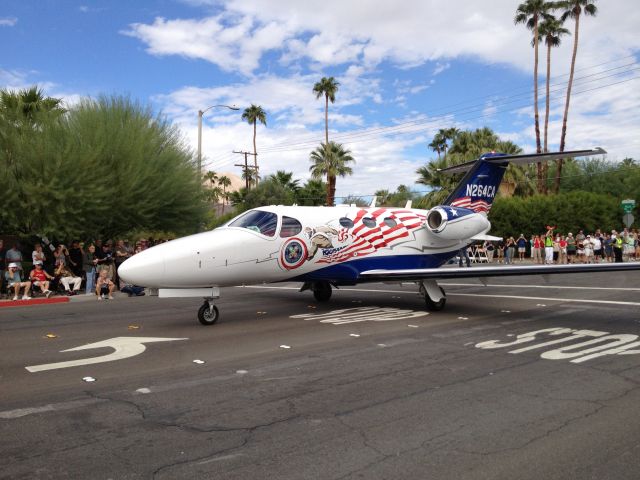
(360, 262, 640, 282)
(471, 234, 502, 241)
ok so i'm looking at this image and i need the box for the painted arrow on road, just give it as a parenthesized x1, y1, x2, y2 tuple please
(25, 337, 188, 373)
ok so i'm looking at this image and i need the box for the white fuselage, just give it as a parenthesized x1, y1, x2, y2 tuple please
(118, 205, 488, 288)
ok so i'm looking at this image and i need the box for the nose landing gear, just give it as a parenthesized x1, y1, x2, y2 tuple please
(197, 299, 219, 325)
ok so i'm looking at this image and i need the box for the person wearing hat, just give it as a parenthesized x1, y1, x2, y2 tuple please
(5, 263, 31, 300)
(29, 261, 54, 298)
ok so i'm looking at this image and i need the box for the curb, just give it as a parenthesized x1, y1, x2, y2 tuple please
(0, 297, 70, 308)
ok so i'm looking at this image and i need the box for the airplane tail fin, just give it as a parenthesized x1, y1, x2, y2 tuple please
(439, 148, 606, 214)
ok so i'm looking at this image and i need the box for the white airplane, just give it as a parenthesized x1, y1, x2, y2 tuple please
(119, 147, 639, 325)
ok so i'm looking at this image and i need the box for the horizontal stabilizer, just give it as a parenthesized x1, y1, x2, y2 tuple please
(438, 147, 606, 174)
(360, 262, 640, 282)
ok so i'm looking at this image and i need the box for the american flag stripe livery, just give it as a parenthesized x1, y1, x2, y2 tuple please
(317, 208, 425, 264)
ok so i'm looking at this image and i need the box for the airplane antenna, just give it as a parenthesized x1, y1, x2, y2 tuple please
(370, 196, 377, 208)
(405, 200, 412, 209)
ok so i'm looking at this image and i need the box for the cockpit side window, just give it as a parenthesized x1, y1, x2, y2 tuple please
(280, 216, 302, 238)
(228, 210, 278, 237)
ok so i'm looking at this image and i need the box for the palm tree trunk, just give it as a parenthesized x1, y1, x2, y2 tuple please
(544, 41, 551, 153)
(533, 16, 543, 194)
(328, 175, 336, 206)
(557, 13, 581, 194)
(324, 95, 329, 145)
(253, 121, 258, 186)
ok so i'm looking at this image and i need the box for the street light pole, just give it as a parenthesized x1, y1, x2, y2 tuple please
(197, 104, 240, 176)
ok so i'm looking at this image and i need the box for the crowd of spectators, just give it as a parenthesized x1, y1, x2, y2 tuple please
(479, 227, 640, 265)
(0, 237, 168, 301)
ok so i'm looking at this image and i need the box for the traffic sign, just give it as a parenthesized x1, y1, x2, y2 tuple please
(622, 199, 636, 213)
(623, 213, 634, 228)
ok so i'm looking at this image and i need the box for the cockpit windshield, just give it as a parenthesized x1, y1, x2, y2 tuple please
(228, 210, 278, 237)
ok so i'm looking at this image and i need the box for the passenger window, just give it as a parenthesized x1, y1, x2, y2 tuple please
(362, 217, 377, 228)
(383, 217, 397, 228)
(339, 217, 354, 229)
(228, 210, 278, 237)
(280, 216, 302, 238)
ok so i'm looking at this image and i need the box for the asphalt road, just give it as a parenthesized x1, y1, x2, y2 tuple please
(2, 272, 640, 479)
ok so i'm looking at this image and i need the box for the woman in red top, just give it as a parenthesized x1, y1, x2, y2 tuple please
(532, 235, 543, 264)
(29, 261, 54, 297)
(559, 236, 568, 264)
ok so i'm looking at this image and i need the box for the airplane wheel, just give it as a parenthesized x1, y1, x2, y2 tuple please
(425, 287, 446, 311)
(198, 303, 219, 325)
(313, 282, 332, 302)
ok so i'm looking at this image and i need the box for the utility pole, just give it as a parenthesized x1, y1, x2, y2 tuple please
(233, 151, 258, 190)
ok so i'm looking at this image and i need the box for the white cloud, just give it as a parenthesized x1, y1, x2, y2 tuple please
(123, 15, 292, 75)
(0, 16, 17, 27)
(433, 62, 450, 76)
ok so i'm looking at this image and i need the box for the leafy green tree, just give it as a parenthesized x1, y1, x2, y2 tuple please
(340, 195, 368, 207)
(0, 92, 205, 239)
(241, 104, 267, 185)
(556, 0, 598, 192)
(232, 177, 295, 211)
(309, 141, 355, 206)
(313, 77, 340, 145)
(489, 191, 621, 238)
(296, 178, 327, 206)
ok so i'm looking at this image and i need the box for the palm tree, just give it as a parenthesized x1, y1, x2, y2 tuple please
(537, 16, 570, 193)
(442, 127, 460, 159)
(203, 170, 218, 188)
(313, 77, 340, 145)
(555, 0, 598, 193)
(428, 134, 445, 160)
(416, 157, 454, 207)
(217, 175, 232, 214)
(241, 104, 267, 185)
(309, 141, 354, 206)
(268, 170, 301, 194)
(538, 17, 569, 154)
(515, 0, 553, 192)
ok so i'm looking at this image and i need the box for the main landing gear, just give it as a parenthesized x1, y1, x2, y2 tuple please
(419, 280, 446, 311)
(300, 280, 334, 302)
(197, 297, 220, 326)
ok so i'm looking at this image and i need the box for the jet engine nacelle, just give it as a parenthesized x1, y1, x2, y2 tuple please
(425, 206, 491, 240)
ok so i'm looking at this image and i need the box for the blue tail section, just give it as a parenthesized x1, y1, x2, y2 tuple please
(443, 152, 508, 213)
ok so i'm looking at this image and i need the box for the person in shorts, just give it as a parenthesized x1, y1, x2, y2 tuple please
(516, 234, 527, 261)
(5, 263, 31, 300)
(96, 269, 115, 300)
(566, 233, 576, 263)
(29, 261, 54, 297)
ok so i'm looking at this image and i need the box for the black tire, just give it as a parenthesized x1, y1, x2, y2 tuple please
(197, 303, 219, 325)
(312, 281, 332, 302)
(425, 287, 446, 311)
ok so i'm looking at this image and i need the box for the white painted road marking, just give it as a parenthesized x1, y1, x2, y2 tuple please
(291, 307, 428, 325)
(240, 285, 640, 307)
(476, 327, 640, 364)
(25, 337, 188, 373)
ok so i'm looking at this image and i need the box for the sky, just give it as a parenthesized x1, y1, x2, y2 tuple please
(2, 0, 639, 200)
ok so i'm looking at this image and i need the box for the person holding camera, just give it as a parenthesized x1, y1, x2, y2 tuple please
(96, 243, 115, 280)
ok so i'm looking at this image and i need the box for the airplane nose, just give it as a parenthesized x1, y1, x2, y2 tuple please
(118, 248, 166, 287)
